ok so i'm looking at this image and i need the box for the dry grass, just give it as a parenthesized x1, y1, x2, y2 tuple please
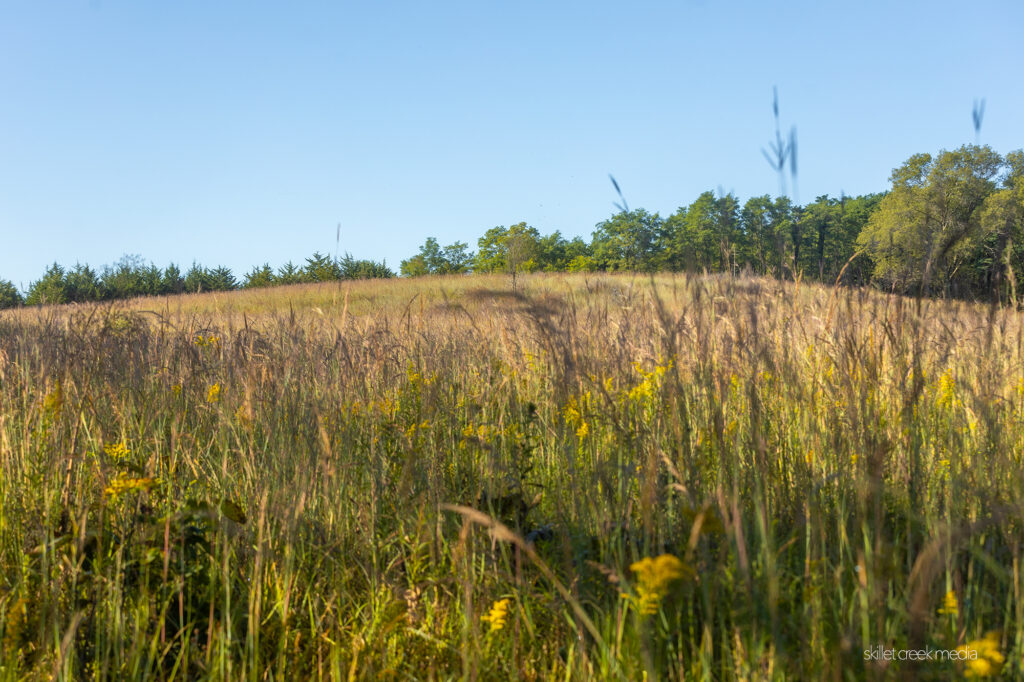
(1, 271, 1023, 680)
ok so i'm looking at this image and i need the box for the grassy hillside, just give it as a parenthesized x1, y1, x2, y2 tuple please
(1, 272, 1022, 679)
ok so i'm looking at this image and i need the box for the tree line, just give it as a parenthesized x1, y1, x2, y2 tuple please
(401, 145, 1024, 304)
(0, 253, 393, 308)
(1, 144, 1021, 310)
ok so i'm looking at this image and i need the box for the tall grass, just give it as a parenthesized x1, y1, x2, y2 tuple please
(1, 272, 1022, 679)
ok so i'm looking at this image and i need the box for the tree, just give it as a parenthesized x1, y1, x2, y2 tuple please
(738, 195, 775, 274)
(505, 228, 536, 291)
(399, 253, 430, 278)
(243, 264, 277, 288)
(276, 262, 302, 285)
(0, 279, 22, 309)
(401, 238, 474, 276)
(98, 255, 164, 300)
(591, 210, 664, 272)
(64, 263, 102, 302)
(184, 263, 215, 293)
(25, 263, 68, 306)
(338, 253, 395, 279)
(664, 191, 739, 272)
(302, 252, 340, 283)
(440, 242, 473, 274)
(858, 145, 1002, 294)
(208, 266, 238, 291)
(162, 264, 185, 294)
(976, 149, 1024, 304)
(475, 223, 541, 275)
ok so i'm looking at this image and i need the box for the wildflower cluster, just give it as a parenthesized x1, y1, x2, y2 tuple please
(42, 382, 64, 417)
(481, 598, 511, 633)
(958, 631, 1003, 678)
(937, 589, 958, 617)
(563, 392, 593, 439)
(936, 369, 960, 410)
(625, 554, 691, 616)
(103, 440, 131, 464)
(194, 334, 221, 349)
(104, 473, 158, 499)
(624, 360, 671, 405)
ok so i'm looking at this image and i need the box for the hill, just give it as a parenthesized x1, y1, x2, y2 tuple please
(1, 272, 1020, 679)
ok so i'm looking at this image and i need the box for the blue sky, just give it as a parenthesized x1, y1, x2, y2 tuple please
(1, 0, 1021, 288)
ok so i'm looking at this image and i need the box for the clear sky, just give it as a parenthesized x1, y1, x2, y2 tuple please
(1, 0, 1021, 289)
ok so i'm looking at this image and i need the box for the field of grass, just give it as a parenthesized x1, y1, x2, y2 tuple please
(2, 271, 1023, 680)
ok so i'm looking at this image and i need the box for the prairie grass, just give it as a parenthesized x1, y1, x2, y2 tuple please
(1, 271, 1023, 680)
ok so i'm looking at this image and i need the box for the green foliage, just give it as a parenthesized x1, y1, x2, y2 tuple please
(25, 263, 68, 305)
(183, 263, 217, 293)
(0, 279, 22, 309)
(400, 237, 473, 276)
(11, 145, 1023, 309)
(976, 149, 1024, 304)
(535, 232, 592, 271)
(591, 209, 665, 272)
(662, 192, 740, 272)
(474, 223, 541, 274)
(64, 263, 103, 302)
(302, 251, 340, 283)
(208, 265, 238, 291)
(276, 261, 302, 285)
(243, 263, 277, 289)
(101, 255, 163, 300)
(338, 253, 395, 279)
(162, 263, 185, 294)
(858, 145, 1003, 294)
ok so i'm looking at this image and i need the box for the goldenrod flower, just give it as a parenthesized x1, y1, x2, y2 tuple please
(937, 590, 958, 617)
(171, 383, 182, 396)
(42, 382, 64, 417)
(194, 334, 221, 348)
(627, 554, 692, 615)
(206, 383, 221, 403)
(958, 630, 1003, 678)
(103, 440, 131, 464)
(104, 473, 158, 498)
(937, 369, 958, 409)
(481, 598, 511, 633)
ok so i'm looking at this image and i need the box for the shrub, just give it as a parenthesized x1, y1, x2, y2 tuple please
(0, 279, 22, 309)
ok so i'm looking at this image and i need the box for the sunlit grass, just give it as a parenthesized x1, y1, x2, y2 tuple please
(1, 271, 1022, 679)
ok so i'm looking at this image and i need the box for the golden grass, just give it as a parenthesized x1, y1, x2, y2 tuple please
(1, 272, 1023, 680)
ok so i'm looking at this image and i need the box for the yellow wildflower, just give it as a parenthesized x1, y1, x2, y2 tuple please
(194, 334, 221, 348)
(937, 589, 958, 617)
(2, 596, 28, 654)
(103, 440, 131, 464)
(104, 473, 158, 498)
(206, 383, 221, 403)
(937, 369, 958, 409)
(958, 631, 1003, 678)
(563, 396, 582, 426)
(43, 381, 64, 417)
(481, 598, 511, 633)
(171, 383, 182, 396)
(576, 422, 590, 439)
(627, 554, 692, 615)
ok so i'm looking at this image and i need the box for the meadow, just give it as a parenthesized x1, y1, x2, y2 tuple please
(1, 271, 1022, 680)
